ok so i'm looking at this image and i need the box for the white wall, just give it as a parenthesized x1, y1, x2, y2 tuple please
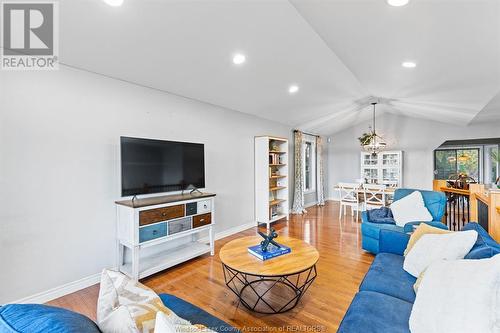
(0, 67, 292, 303)
(327, 113, 500, 198)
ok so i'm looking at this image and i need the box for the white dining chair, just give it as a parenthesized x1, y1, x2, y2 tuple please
(363, 184, 387, 210)
(337, 183, 361, 221)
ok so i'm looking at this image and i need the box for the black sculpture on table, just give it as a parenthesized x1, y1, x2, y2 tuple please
(258, 228, 280, 252)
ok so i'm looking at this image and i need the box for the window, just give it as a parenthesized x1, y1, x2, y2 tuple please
(303, 138, 316, 193)
(434, 148, 480, 181)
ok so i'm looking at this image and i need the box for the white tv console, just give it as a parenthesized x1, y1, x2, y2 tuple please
(115, 193, 215, 280)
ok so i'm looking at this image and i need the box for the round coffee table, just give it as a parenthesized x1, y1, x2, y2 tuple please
(219, 236, 319, 314)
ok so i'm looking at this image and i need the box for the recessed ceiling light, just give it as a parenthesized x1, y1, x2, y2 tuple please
(288, 85, 299, 94)
(103, 0, 123, 6)
(402, 61, 417, 68)
(387, 0, 409, 6)
(232, 53, 246, 65)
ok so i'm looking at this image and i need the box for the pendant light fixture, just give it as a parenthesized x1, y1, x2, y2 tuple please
(360, 102, 386, 156)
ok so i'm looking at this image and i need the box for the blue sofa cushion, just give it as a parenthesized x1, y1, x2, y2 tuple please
(359, 253, 417, 303)
(0, 304, 101, 333)
(337, 291, 411, 333)
(379, 230, 410, 256)
(159, 294, 236, 332)
(463, 222, 500, 259)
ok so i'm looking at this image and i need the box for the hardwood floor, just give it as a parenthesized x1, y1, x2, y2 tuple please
(48, 201, 374, 331)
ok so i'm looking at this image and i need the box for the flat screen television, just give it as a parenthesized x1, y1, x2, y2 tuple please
(120, 137, 205, 196)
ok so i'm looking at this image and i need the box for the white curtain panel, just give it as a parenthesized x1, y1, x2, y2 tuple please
(316, 136, 325, 206)
(291, 130, 306, 214)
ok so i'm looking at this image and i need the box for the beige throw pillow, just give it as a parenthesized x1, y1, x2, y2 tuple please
(97, 269, 190, 333)
(404, 223, 452, 256)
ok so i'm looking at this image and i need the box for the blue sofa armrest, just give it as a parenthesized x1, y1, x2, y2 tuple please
(361, 211, 369, 223)
(402, 221, 448, 233)
(379, 230, 410, 255)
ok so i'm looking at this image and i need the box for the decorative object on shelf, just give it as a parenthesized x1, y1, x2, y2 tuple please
(358, 102, 386, 156)
(258, 228, 279, 252)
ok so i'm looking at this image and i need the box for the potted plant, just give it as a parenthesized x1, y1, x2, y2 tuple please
(358, 132, 375, 147)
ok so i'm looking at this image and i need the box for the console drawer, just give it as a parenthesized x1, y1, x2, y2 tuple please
(139, 204, 184, 226)
(186, 202, 197, 216)
(139, 222, 167, 243)
(168, 217, 192, 235)
(193, 213, 211, 228)
(197, 200, 211, 214)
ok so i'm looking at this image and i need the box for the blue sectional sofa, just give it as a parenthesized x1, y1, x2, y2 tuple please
(361, 189, 448, 254)
(0, 294, 236, 333)
(338, 222, 500, 333)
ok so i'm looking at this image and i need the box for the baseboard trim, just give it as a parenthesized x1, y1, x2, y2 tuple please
(199, 221, 257, 243)
(12, 222, 258, 305)
(215, 221, 257, 240)
(12, 272, 102, 305)
(305, 201, 318, 208)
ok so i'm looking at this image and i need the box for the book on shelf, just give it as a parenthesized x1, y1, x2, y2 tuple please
(269, 153, 283, 165)
(247, 243, 291, 261)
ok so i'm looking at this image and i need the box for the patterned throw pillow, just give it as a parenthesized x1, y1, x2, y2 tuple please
(97, 269, 190, 333)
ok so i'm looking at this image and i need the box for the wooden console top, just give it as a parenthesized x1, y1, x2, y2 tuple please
(116, 192, 216, 208)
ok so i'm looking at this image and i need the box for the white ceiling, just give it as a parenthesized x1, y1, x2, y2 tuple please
(57, 0, 500, 134)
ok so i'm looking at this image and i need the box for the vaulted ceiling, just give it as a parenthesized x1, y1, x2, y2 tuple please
(58, 0, 500, 134)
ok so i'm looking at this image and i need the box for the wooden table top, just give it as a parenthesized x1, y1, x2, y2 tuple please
(219, 236, 319, 276)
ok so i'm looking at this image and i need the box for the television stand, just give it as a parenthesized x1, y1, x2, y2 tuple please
(115, 192, 216, 280)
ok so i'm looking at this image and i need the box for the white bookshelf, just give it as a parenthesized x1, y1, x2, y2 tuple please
(255, 136, 289, 229)
(360, 150, 403, 187)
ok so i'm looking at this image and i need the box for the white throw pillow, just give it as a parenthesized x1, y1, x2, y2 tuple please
(403, 230, 478, 277)
(154, 311, 217, 333)
(409, 255, 500, 333)
(390, 191, 433, 227)
(154, 312, 176, 333)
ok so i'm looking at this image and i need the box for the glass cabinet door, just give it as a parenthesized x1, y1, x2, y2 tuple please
(363, 168, 378, 183)
(381, 153, 399, 167)
(363, 154, 378, 166)
(382, 168, 399, 182)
